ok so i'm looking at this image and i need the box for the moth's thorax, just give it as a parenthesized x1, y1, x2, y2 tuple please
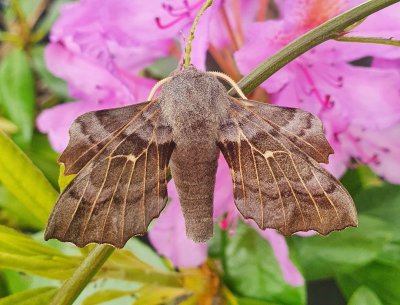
(158, 66, 230, 144)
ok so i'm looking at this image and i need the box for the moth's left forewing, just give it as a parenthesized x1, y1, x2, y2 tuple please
(218, 97, 357, 236)
(45, 101, 175, 248)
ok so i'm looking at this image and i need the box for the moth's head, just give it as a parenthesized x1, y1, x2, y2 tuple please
(169, 64, 204, 78)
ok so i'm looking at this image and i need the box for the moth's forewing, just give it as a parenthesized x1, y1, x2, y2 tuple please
(45, 101, 175, 248)
(218, 97, 357, 235)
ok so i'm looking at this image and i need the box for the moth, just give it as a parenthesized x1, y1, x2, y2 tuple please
(45, 65, 357, 248)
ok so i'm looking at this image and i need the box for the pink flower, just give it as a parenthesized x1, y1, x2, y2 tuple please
(37, 43, 156, 152)
(235, 0, 400, 182)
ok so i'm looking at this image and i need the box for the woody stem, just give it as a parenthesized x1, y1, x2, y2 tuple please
(231, 0, 400, 95)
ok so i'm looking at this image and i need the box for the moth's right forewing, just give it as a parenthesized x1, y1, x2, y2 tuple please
(45, 101, 175, 248)
(218, 97, 357, 236)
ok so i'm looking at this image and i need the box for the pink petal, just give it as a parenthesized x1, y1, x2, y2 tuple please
(148, 180, 208, 268)
(345, 125, 400, 184)
(37, 101, 99, 152)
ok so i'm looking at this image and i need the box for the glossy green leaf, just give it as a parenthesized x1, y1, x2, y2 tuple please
(0, 225, 80, 279)
(290, 215, 392, 281)
(0, 130, 58, 226)
(0, 287, 57, 305)
(0, 49, 35, 146)
(25, 133, 60, 187)
(0, 185, 42, 229)
(147, 57, 179, 79)
(0, 270, 30, 295)
(223, 223, 305, 305)
(0, 117, 18, 134)
(58, 164, 75, 192)
(340, 166, 382, 197)
(348, 286, 382, 305)
(354, 183, 400, 238)
(82, 289, 134, 305)
(337, 259, 400, 305)
(132, 285, 187, 305)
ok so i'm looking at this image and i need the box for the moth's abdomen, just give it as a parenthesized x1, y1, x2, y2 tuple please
(170, 143, 219, 242)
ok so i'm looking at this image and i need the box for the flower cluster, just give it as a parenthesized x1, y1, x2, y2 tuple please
(38, 0, 400, 286)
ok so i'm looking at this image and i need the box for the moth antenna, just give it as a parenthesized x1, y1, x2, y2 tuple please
(209, 71, 247, 99)
(147, 77, 172, 100)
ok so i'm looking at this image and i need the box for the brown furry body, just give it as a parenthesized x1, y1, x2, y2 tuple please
(159, 66, 230, 241)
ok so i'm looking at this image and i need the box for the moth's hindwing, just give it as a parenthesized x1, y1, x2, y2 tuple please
(45, 101, 175, 248)
(218, 97, 357, 235)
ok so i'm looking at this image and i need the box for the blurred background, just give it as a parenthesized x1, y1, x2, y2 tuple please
(0, 0, 400, 304)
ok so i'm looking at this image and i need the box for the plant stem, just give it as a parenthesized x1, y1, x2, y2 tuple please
(231, 0, 400, 95)
(335, 35, 400, 46)
(50, 245, 115, 305)
(184, 0, 214, 67)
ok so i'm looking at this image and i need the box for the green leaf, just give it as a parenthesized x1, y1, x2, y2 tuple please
(354, 183, 400, 238)
(25, 133, 60, 187)
(348, 286, 382, 305)
(340, 166, 382, 197)
(223, 223, 305, 305)
(0, 287, 57, 305)
(0, 117, 18, 134)
(82, 289, 134, 305)
(58, 164, 75, 192)
(32, 46, 69, 98)
(0, 225, 80, 279)
(132, 285, 187, 305)
(0, 270, 30, 295)
(0, 130, 58, 226)
(237, 297, 280, 305)
(290, 215, 392, 281)
(147, 57, 179, 79)
(337, 260, 400, 305)
(0, 185, 43, 229)
(0, 49, 35, 146)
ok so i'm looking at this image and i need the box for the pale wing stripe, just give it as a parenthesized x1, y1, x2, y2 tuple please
(237, 132, 247, 206)
(100, 159, 129, 241)
(108, 110, 159, 157)
(288, 154, 323, 224)
(62, 179, 90, 239)
(273, 156, 307, 227)
(241, 135, 264, 226)
(232, 100, 327, 161)
(266, 157, 288, 233)
(81, 158, 112, 238)
(121, 159, 137, 245)
(232, 106, 323, 225)
(154, 125, 161, 213)
(66, 101, 156, 172)
(310, 168, 340, 218)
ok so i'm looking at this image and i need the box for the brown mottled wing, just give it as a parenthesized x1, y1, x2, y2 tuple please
(218, 98, 357, 235)
(44, 101, 175, 248)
